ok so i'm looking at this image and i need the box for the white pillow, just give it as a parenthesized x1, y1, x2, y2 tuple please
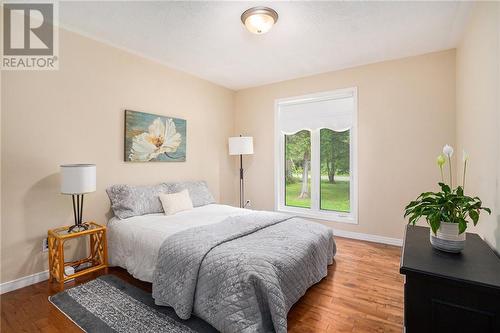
(159, 189, 194, 215)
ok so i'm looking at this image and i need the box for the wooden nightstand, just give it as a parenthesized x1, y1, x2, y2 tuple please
(48, 222, 108, 288)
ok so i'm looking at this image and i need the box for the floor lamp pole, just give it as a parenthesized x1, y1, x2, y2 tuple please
(239, 154, 244, 208)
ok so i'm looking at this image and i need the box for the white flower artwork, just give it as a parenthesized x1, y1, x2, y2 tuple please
(125, 110, 186, 162)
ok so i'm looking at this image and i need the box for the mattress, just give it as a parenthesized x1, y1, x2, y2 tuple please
(107, 204, 252, 282)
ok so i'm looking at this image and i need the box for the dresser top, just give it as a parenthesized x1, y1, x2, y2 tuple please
(400, 225, 500, 289)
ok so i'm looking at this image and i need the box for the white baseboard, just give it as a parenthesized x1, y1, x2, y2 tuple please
(0, 270, 49, 295)
(332, 228, 403, 246)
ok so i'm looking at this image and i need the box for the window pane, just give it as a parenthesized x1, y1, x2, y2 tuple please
(320, 129, 350, 212)
(285, 130, 311, 208)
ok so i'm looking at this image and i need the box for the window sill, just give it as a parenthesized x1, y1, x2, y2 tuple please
(276, 206, 358, 225)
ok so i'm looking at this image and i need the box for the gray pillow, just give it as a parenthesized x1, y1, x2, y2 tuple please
(106, 184, 169, 219)
(164, 181, 215, 207)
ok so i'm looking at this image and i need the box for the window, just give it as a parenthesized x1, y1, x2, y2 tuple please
(285, 130, 311, 208)
(275, 88, 357, 223)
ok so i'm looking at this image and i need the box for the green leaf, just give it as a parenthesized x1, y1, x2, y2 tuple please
(456, 186, 464, 196)
(438, 182, 451, 194)
(458, 219, 467, 234)
(428, 215, 440, 235)
(469, 210, 479, 225)
(409, 214, 420, 225)
(404, 201, 420, 210)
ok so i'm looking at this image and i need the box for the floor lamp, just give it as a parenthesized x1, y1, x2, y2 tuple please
(229, 136, 254, 208)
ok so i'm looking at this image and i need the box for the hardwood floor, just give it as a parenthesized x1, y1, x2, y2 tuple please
(0, 237, 404, 333)
(287, 238, 404, 333)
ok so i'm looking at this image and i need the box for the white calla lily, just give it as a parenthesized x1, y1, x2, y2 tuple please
(129, 118, 182, 161)
(462, 150, 469, 189)
(443, 144, 454, 158)
(442, 144, 454, 187)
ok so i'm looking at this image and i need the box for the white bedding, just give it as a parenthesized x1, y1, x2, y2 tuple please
(107, 204, 252, 282)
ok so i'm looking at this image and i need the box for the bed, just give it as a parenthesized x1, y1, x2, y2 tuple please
(107, 184, 336, 333)
(108, 204, 254, 282)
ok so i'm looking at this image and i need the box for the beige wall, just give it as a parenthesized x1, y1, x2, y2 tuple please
(0, 29, 236, 283)
(3, 5, 498, 285)
(456, 2, 500, 252)
(234, 50, 456, 240)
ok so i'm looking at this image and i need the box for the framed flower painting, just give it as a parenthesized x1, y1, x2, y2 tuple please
(124, 110, 186, 162)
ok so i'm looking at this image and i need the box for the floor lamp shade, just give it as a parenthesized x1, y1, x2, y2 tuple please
(229, 136, 254, 155)
(60, 164, 96, 194)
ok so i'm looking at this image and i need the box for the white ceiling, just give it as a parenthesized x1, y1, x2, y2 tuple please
(59, 1, 472, 90)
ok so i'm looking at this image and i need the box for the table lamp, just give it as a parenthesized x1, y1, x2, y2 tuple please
(60, 164, 96, 232)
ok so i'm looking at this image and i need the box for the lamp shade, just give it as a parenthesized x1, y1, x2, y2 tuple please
(60, 164, 96, 194)
(229, 137, 254, 155)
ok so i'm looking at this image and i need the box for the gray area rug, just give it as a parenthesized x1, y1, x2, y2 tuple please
(49, 275, 218, 333)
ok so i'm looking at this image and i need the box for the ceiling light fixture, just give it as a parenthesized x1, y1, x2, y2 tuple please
(241, 7, 278, 35)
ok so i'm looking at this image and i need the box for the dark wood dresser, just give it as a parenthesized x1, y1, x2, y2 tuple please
(400, 225, 500, 333)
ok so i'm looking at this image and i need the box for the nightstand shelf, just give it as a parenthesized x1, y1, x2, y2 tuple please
(48, 222, 108, 288)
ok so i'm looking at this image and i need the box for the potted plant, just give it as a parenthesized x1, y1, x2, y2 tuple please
(404, 145, 491, 253)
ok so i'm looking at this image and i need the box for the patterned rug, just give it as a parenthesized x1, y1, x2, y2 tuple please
(49, 275, 218, 333)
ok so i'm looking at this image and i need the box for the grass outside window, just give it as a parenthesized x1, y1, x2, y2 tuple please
(285, 179, 350, 212)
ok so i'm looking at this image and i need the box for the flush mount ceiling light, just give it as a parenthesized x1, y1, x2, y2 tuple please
(241, 7, 278, 35)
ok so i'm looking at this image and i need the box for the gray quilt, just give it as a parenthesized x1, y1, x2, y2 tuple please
(152, 211, 336, 333)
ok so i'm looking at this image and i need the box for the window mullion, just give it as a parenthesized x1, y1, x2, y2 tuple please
(311, 129, 320, 212)
(278, 132, 285, 210)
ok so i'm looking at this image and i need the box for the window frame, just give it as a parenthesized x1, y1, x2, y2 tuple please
(274, 88, 358, 224)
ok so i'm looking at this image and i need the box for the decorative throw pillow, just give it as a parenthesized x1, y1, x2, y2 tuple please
(159, 189, 194, 215)
(164, 181, 215, 207)
(106, 184, 169, 219)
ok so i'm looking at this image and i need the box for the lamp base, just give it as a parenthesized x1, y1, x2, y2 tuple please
(68, 194, 88, 233)
(68, 222, 89, 233)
